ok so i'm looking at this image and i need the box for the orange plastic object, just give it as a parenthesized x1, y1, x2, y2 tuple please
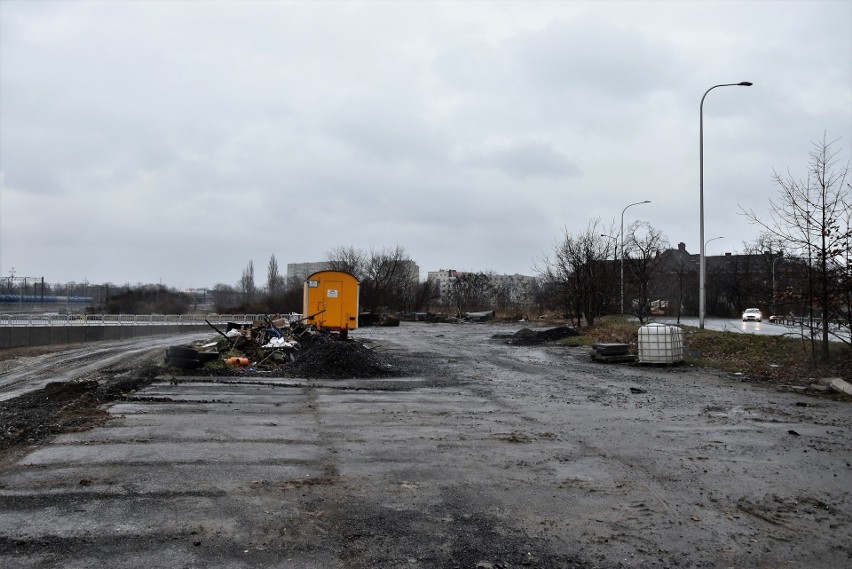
(225, 357, 250, 366)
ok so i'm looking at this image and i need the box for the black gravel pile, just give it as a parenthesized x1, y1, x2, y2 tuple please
(495, 326, 579, 345)
(285, 335, 395, 379)
(0, 365, 162, 452)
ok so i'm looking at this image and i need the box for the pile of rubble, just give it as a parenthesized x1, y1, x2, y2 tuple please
(163, 314, 395, 379)
(493, 326, 579, 345)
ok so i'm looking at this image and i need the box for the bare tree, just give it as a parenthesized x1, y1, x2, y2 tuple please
(624, 221, 671, 324)
(362, 246, 413, 313)
(212, 283, 239, 312)
(326, 246, 367, 281)
(740, 233, 790, 315)
(742, 134, 851, 358)
(448, 271, 495, 315)
(326, 245, 417, 314)
(238, 260, 256, 304)
(535, 218, 618, 327)
(411, 278, 437, 312)
(266, 254, 283, 295)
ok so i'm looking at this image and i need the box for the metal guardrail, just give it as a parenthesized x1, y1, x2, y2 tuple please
(0, 313, 303, 327)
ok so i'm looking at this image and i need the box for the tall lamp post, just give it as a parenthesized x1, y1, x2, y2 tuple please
(702, 236, 724, 316)
(600, 234, 617, 258)
(772, 254, 784, 317)
(699, 81, 752, 329)
(621, 200, 651, 315)
(601, 234, 618, 313)
(705, 236, 724, 251)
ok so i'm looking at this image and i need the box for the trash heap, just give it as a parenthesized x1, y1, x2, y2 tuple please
(163, 314, 394, 379)
(493, 326, 579, 345)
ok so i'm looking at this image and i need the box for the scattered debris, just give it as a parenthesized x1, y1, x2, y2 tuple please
(464, 311, 496, 322)
(827, 377, 852, 396)
(164, 346, 218, 370)
(164, 313, 399, 379)
(379, 315, 401, 327)
(591, 343, 637, 363)
(495, 326, 579, 345)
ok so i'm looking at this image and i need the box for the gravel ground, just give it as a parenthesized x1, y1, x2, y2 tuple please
(0, 322, 849, 568)
(0, 333, 412, 457)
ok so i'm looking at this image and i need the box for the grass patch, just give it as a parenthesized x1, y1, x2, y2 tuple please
(563, 316, 639, 347)
(562, 316, 852, 385)
(683, 327, 852, 384)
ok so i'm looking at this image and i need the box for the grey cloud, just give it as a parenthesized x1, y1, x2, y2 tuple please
(0, 1, 849, 288)
(509, 17, 683, 97)
(467, 140, 580, 179)
(435, 15, 682, 99)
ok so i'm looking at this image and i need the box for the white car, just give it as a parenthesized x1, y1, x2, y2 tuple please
(742, 308, 762, 322)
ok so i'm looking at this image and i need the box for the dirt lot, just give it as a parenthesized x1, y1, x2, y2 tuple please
(0, 322, 850, 568)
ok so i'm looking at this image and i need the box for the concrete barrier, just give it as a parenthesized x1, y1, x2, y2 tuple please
(0, 324, 211, 349)
(30, 327, 52, 347)
(6, 328, 29, 348)
(50, 327, 70, 344)
(103, 326, 122, 341)
(84, 327, 105, 343)
(0, 327, 11, 349)
(67, 327, 87, 345)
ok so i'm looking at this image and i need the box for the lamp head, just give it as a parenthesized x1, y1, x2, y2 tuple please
(739, 82, 753, 86)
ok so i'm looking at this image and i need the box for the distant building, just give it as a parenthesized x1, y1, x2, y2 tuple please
(652, 242, 796, 318)
(427, 269, 537, 307)
(492, 273, 538, 306)
(426, 269, 458, 302)
(398, 260, 421, 286)
(286, 262, 331, 283)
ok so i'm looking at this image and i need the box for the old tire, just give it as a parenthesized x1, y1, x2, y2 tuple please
(165, 356, 202, 370)
(167, 346, 199, 359)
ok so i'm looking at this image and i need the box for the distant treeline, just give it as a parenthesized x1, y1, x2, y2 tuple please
(0, 295, 93, 303)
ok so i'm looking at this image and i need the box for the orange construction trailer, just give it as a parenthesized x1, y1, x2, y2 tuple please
(302, 270, 359, 338)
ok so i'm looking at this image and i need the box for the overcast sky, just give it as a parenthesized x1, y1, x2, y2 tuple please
(1, 0, 850, 290)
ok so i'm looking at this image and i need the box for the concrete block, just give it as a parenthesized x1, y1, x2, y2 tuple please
(8, 328, 30, 348)
(67, 327, 86, 344)
(29, 327, 51, 347)
(103, 327, 121, 341)
(84, 326, 105, 342)
(50, 327, 69, 344)
(829, 378, 852, 396)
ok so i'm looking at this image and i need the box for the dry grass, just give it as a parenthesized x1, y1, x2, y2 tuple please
(564, 316, 852, 385)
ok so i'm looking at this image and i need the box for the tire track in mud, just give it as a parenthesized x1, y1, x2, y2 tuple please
(0, 334, 211, 401)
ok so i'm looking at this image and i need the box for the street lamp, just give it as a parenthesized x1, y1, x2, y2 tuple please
(705, 236, 724, 251)
(621, 200, 651, 315)
(600, 234, 617, 259)
(701, 237, 724, 316)
(600, 234, 619, 311)
(772, 254, 784, 317)
(699, 81, 752, 329)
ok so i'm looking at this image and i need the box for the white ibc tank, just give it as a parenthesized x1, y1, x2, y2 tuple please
(638, 323, 684, 364)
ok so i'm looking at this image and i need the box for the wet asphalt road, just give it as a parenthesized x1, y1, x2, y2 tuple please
(656, 316, 852, 343)
(0, 322, 850, 568)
